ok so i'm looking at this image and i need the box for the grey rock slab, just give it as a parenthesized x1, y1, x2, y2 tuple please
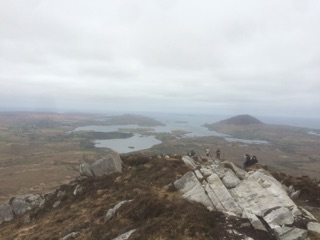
(263, 207, 294, 229)
(199, 167, 213, 178)
(174, 171, 213, 208)
(222, 161, 248, 180)
(0, 202, 14, 222)
(230, 178, 277, 217)
(182, 181, 214, 208)
(290, 190, 301, 200)
(307, 222, 320, 234)
(53, 201, 61, 208)
(25, 194, 45, 208)
(206, 173, 242, 216)
(242, 209, 267, 232)
(91, 152, 123, 177)
(79, 162, 93, 177)
(273, 226, 307, 240)
(73, 184, 83, 196)
(174, 171, 199, 193)
(300, 207, 318, 221)
(291, 206, 302, 216)
(194, 169, 204, 181)
(104, 200, 132, 222)
(11, 197, 30, 215)
(182, 156, 197, 169)
(112, 229, 136, 240)
(231, 170, 295, 217)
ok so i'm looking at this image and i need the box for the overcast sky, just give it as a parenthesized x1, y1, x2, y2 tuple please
(1, 0, 320, 117)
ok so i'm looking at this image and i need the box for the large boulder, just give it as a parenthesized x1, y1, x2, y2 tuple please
(11, 197, 31, 215)
(308, 222, 320, 235)
(80, 151, 123, 177)
(0, 202, 14, 223)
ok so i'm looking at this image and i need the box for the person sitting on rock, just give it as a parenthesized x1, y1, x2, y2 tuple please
(189, 150, 196, 157)
(251, 155, 258, 165)
(205, 148, 210, 157)
(243, 154, 251, 168)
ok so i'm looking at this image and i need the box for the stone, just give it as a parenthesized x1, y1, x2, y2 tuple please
(288, 185, 294, 193)
(242, 209, 267, 232)
(174, 171, 199, 193)
(57, 191, 65, 198)
(222, 161, 248, 180)
(291, 206, 302, 216)
(91, 152, 122, 177)
(182, 181, 213, 208)
(73, 184, 83, 196)
(24, 215, 31, 223)
(0, 202, 14, 223)
(221, 168, 241, 188)
(112, 229, 136, 240)
(199, 167, 213, 178)
(182, 156, 197, 169)
(11, 197, 30, 215)
(273, 226, 307, 240)
(60, 232, 80, 240)
(79, 162, 93, 177)
(290, 190, 301, 200)
(282, 184, 289, 194)
(104, 200, 132, 222)
(263, 207, 294, 229)
(307, 222, 320, 234)
(53, 201, 61, 208)
(25, 194, 45, 209)
(300, 207, 318, 221)
(206, 173, 242, 216)
(194, 169, 204, 181)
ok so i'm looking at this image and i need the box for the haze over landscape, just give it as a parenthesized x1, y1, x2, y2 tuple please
(1, 0, 320, 118)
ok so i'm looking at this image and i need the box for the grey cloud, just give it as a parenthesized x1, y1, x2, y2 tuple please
(0, 0, 320, 117)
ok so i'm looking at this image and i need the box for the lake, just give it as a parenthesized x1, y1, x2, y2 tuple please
(74, 113, 272, 153)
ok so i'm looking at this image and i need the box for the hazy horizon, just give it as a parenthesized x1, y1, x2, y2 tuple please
(1, 1, 320, 118)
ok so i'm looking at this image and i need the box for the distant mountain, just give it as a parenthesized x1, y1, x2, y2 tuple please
(216, 114, 263, 125)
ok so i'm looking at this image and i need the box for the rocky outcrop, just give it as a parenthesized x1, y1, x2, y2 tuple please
(174, 156, 318, 240)
(307, 222, 320, 234)
(0, 194, 44, 225)
(80, 151, 123, 177)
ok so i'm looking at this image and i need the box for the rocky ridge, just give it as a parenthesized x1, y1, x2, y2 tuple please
(1, 152, 320, 240)
(174, 156, 320, 239)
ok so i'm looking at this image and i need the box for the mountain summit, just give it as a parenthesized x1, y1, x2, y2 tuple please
(217, 114, 263, 125)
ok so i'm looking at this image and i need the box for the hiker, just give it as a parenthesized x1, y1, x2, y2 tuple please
(251, 155, 258, 165)
(216, 148, 221, 159)
(205, 148, 210, 157)
(189, 149, 196, 157)
(243, 154, 251, 168)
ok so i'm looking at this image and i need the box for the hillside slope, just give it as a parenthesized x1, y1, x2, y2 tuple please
(0, 154, 281, 240)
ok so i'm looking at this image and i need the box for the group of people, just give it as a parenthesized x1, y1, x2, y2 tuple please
(205, 148, 221, 159)
(188, 148, 258, 168)
(243, 154, 258, 168)
(188, 148, 221, 159)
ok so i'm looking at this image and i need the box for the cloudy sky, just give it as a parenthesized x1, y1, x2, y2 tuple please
(1, 0, 320, 117)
